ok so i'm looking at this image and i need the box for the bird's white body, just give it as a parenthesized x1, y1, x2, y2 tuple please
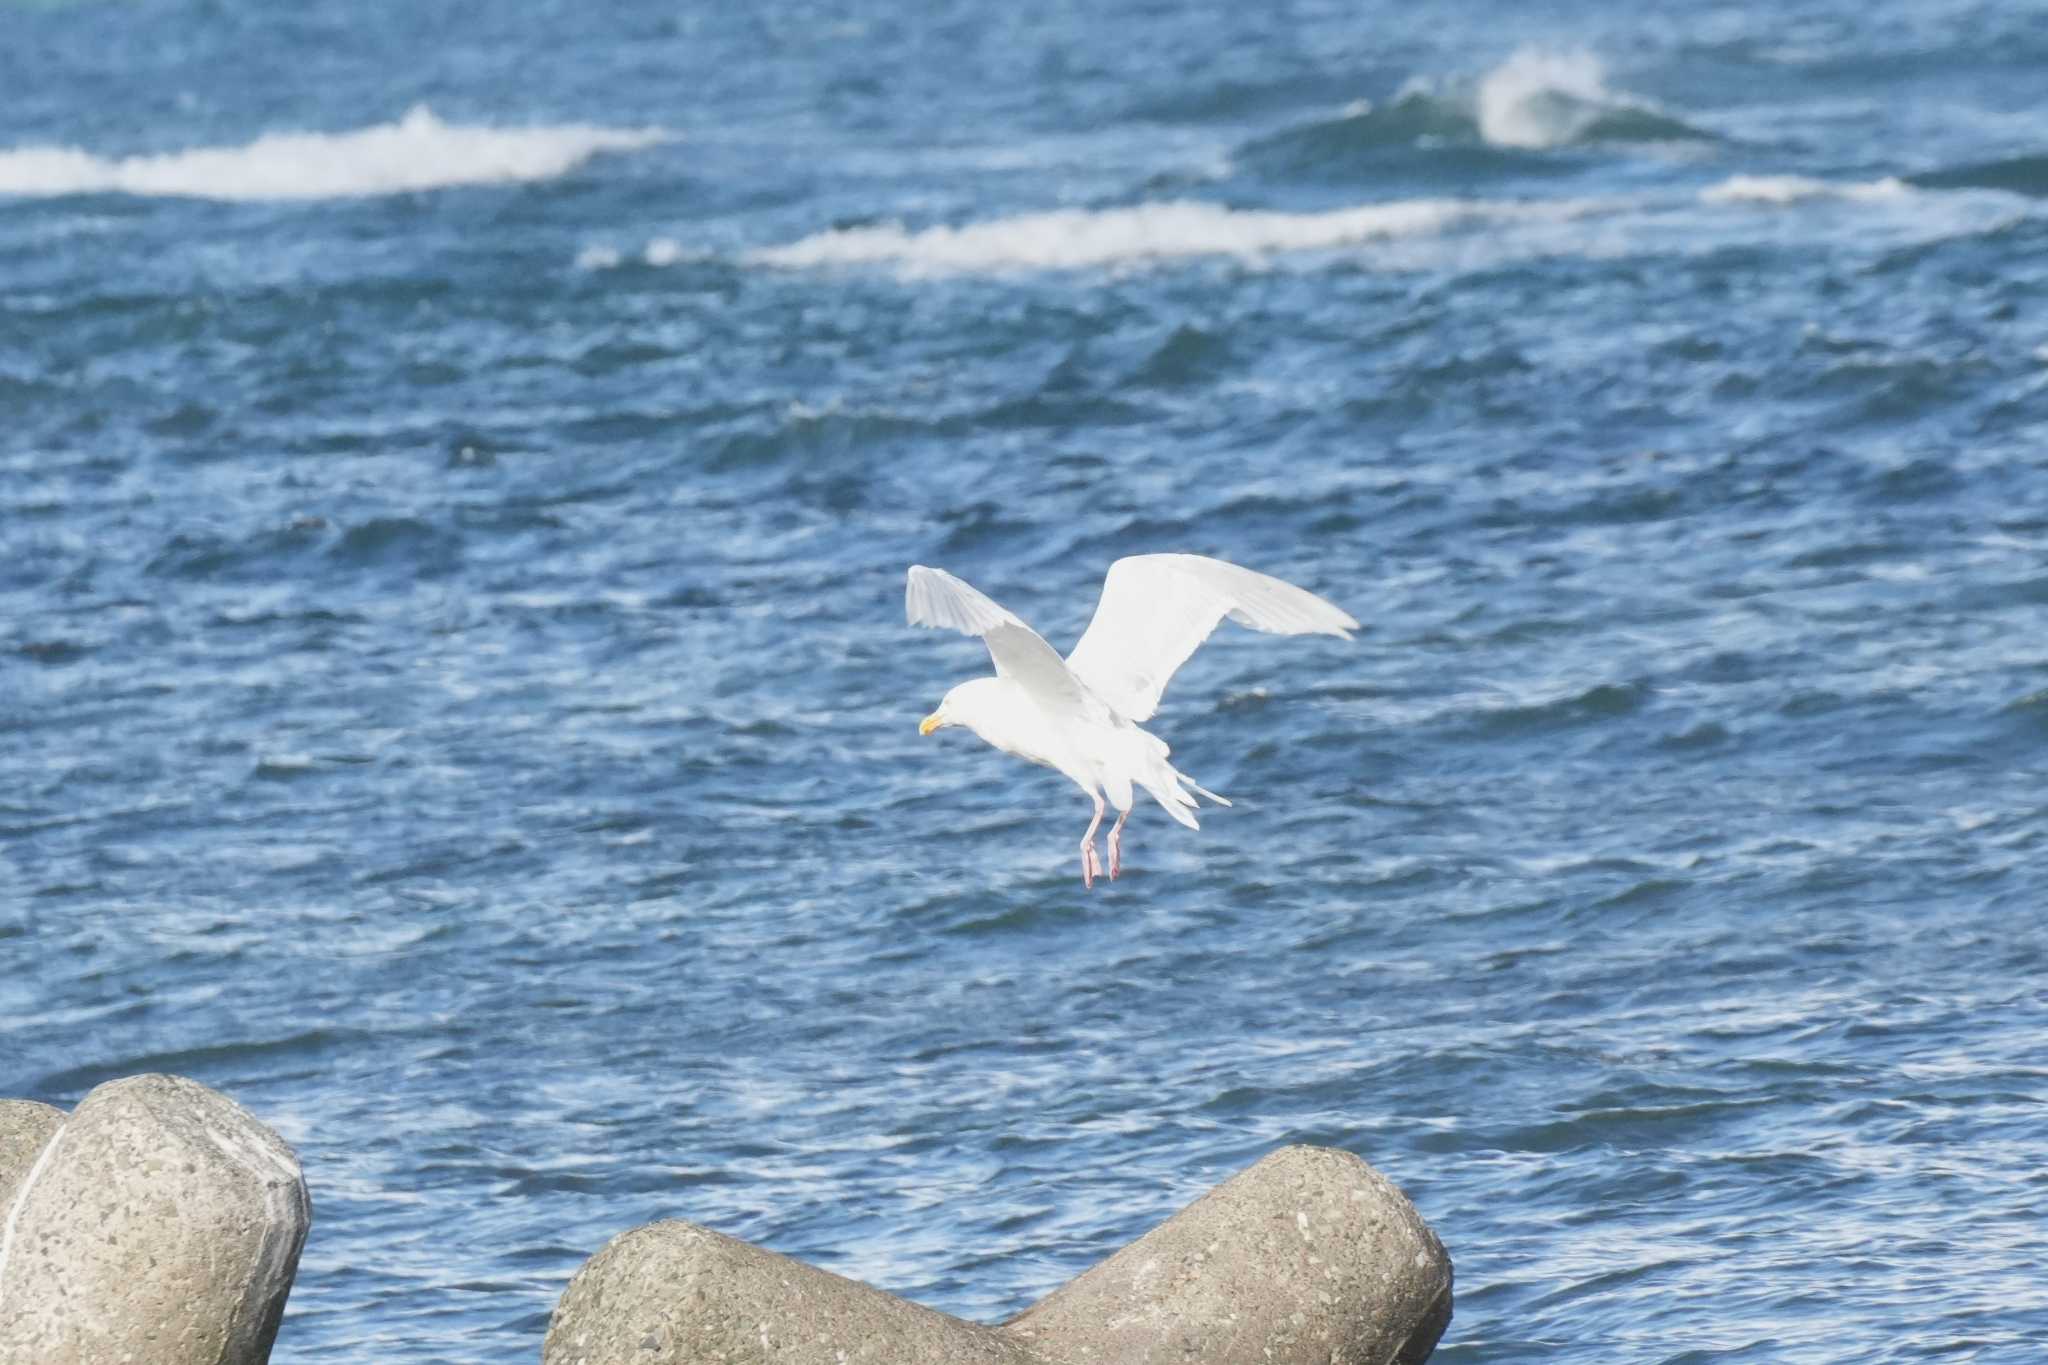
(908, 553, 1356, 886)
(931, 675, 1211, 829)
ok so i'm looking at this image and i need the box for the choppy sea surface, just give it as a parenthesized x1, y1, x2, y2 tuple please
(5, 1, 2047, 1360)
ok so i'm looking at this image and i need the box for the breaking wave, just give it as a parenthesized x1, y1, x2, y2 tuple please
(0, 105, 666, 201)
(1470, 48, 1708, 150)
(1238, 47, 1713, 179)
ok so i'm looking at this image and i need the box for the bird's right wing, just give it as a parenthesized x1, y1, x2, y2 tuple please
(1064, 554, 1358, 722)
(906, 565, 1104, 719)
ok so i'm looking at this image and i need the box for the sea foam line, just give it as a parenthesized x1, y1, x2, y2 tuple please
(741, 196, 1594, 275)
(0, 105, 667, 201)
(1699, 174, 1913, 205)
(614, 171, 1963, 280)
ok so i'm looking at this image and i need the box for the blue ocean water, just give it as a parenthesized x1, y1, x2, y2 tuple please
(4, 0, 2047, 1360)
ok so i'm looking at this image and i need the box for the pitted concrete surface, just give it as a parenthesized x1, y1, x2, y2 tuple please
(544, 1219, 1064, 1365)
(1003, 1145, 1451, 1365)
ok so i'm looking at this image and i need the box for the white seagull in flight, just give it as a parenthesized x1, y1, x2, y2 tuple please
(907, 554, 1358, 887)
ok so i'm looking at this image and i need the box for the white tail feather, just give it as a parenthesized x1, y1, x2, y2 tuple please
(1136, 763, 1229, 831)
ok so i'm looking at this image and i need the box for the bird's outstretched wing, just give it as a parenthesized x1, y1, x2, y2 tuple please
(1064, 554, 1358, 722)
(906, 565, 1104, 718)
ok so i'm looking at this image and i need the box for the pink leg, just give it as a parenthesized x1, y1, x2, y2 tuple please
(1079, 792, 1105, 889)
(1107, 808, 1129, 880)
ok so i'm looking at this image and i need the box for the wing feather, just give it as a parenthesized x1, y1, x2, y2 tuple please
(906, 564, 1101, 718)
(1063, 554, 1357, 722)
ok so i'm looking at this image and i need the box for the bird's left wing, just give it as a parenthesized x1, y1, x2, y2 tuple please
(1064, 554, 1358, 722)
(906, 565, 1104, 718)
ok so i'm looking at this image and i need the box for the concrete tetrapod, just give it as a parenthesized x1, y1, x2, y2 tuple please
(544, 1220, 1064, 1365)
(1004, 1145, 1451, 1365)
(0, 1074, 311, 1365)
(545, 1144, 1449, 1365)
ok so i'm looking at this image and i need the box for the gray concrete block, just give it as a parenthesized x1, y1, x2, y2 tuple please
(0, 1073, 311, 1365)
(543, 1219, 1062, 1365)
(547, 1145, 1450, 1365)
(1003, 1145, 1451, 1365)
(0, 1101, 64, 1221)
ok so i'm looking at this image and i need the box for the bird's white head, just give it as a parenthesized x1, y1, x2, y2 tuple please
(919, 677, 1009, 743)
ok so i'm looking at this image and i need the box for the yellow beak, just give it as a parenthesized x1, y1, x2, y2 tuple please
(919, 711, 943, 736)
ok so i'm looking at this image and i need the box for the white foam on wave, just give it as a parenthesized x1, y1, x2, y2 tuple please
(1471, 47, 1649, 149)
(743, 196, 1587, 275)
(1700, 174, 1912, 205)
(575, 236, 706, 271)
(0, 105, 666, 201)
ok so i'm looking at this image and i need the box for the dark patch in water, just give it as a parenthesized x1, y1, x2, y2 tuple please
(1909, 154, 2048, 197)
(1129, 323, 1235, 388)
(38, 1029, 368, 1098)
(329, 515, 462, 576)
(18, 638, 89, 665)
(1464, 681, 1650, 739)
